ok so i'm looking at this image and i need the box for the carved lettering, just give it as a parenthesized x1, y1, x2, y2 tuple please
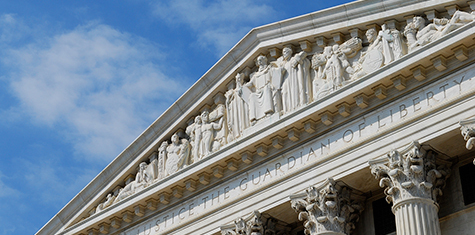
(143, 224, 151, 235)
(202, 197, 208, 209)
(413, 97, 421, 112)
(377, 115, 385, 128)
(189, 203, 194, 216)
(439, 84, 449, 98)
(321, 139, 330, 155)
(163, 215, 169, 228)
(454, 75, 465, 92)
(240, 178, 248, 191)
(399, 104, 407, 118)
(224, 186, 230, 199)
(426, 91, 437, 105)
(358, 118, 366, 137)
(288, 156, 296, 169)
(343, 129, 353, 142)
(252, 172, 261, 185)
(307, 148, 317, 161)
(155, 219, 160, 231)
(275, 162, 284, 175)
(263, 168, 272, 181)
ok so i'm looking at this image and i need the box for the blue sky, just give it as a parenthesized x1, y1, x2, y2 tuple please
(0, 1, 353, 234)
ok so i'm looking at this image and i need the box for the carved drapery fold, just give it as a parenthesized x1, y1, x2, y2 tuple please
(87, 7, 475, 222)
(290, 178, 365, 235)
(369, 141, 451, 235)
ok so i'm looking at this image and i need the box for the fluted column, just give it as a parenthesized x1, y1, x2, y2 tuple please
(290, 178, 365, 235)
(369, 141, 450, 235)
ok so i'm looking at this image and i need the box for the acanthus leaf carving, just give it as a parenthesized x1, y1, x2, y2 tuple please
(369, 141, 451, 205)
(459, 118, 475, 164)
(290, 178, 365, 235)
(220, 210, 290, 235)
(87, 7, 475, 223)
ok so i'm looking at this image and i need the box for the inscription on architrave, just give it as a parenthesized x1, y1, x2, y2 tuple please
(122, 65, 475, 235)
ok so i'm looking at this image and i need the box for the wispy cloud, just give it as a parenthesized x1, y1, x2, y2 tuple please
(0, 171, 20, 198)
(152, 0, 277, 56)
(1, 18, 187, 163)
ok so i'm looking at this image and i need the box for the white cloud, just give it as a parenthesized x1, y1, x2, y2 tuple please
(22, 158, 96, 204)
(152, 0, 277, 56)
(2, 19, 187, 162)
(0, 14, 30, 44)
(0, 171, 20, 198)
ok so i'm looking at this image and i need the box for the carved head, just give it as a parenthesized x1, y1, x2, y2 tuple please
(365, 28, 377, 43)
(236, 73, 244, 86)
(201, 111, 210, 123)
(171, 133, 179, 144)
(195, 115, 202, 124)
(311, 53, 326, 69)
(412, 16, 426, 29)
(255, 55, 268, 68)
(139, 162, 147, 170)
(332, 44, 339, 54)
(283, 46, 293, 59)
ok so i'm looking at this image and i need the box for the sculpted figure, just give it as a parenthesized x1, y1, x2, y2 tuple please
(226, 73, 250, 141)
(134, 162, 152, 190)
(95, 193, 115, 213)
(352, 26, 399, 79)
(165, 133, 191, 175)
(114, 162, 151, 203)
(157, 141, 167, 179)
(200, 110, 224, 157)
(321, 44, 353, 90)
(273, 46, 310, 113)
(186, 116, 203, 162)
(243, 55, 283, 125)
(311, 53, 330, 100)
(405, 12, 475, 52)
(386, 24, 406, 60)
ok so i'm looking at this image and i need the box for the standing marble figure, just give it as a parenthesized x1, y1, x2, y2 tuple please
(274, 46, 310, 113)
(226, 73, 249, 140)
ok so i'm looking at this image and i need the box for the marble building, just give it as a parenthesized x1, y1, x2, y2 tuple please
(38, 0, 475, 234)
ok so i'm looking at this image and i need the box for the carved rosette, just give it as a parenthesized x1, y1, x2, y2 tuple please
(290, 178, 364, 235)
(369, 141, 451, 235)
(459, 119, 475, 164)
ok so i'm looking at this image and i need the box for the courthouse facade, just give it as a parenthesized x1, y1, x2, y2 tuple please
(38, 0, 475, 234)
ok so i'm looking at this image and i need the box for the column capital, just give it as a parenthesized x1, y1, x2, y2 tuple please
(369, 141, 450, 205)
(290, 178, 364, 235)
(220, 210, 289, 235)
(460, 118, 475, 151)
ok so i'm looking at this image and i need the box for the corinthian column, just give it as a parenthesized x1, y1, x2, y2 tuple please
(369, 141, 450, 235)
(290, 178, 364, 235)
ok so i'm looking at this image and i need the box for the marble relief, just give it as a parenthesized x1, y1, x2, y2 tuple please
(89, 8, 475, 217)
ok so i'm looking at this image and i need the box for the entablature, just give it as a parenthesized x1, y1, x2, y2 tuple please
(39, 1, 475, 235)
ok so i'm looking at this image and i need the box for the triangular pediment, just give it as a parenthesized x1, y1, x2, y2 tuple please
(37, 0, 475, 234)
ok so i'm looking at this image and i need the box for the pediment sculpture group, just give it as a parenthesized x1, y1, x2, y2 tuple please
(90, 10, 475, 216)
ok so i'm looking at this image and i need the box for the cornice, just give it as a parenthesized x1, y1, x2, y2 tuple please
(37, 0, 475, 234)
